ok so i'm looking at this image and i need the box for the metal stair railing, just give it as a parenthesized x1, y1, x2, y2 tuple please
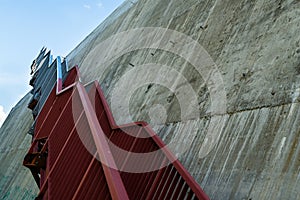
(86, 81, 209, 200)
(24, 49, 209, 200)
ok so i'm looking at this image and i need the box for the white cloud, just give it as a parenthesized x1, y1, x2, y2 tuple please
(84, 4, 91, 9)
(0, 105, 7, 128)
(97, 2, 103, 8)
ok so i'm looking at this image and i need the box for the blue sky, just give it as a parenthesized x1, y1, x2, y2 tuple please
(0, 0, 125, 126)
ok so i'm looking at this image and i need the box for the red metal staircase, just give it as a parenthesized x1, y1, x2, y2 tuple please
(24, 50, 209, 200)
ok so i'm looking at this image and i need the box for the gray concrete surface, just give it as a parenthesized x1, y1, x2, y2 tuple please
(0, 94, 38, 199)
(67, 0, 300, 199)
(1, 0, 299, 199)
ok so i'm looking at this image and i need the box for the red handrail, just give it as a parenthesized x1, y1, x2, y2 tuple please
(24, 57, 209, 199)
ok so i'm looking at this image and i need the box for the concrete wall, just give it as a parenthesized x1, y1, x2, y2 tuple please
(0, 94, 38, 199)
(1, 0, 299, 199)
(67, 0, 300, 199)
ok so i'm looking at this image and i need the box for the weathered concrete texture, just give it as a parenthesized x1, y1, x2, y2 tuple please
(1, 0, 299, 199)
(69, 0, 300, 115)
(154, 102, 300, 199)
(0, 93, 38, 199)
(66, 0, 300, 199)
